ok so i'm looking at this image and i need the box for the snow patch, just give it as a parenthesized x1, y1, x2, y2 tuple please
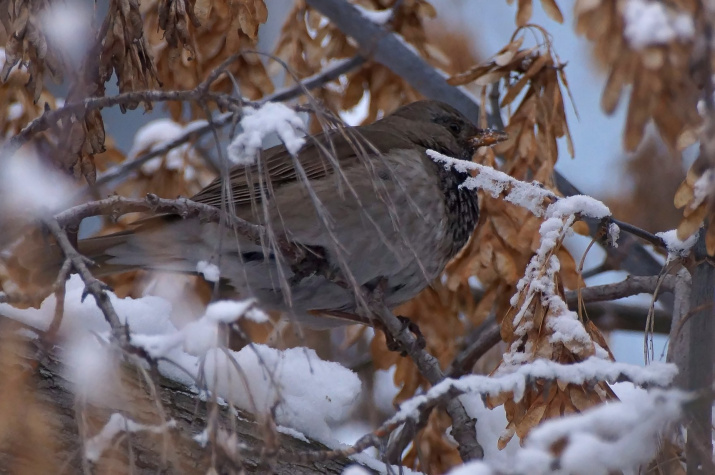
(228, 102, 306, 165)
(40, 1, 93, 67)
(353, 4, 393, 24)
(205, 299, 268, 324)
(656, 229, 698, 261)
(196, 260, 220, 282)
(623, 0, 694, 49)
(1, 149, 74, 214)
(203, 345, 361, 442)
(129, 119, 195, 174)
(0, 275, 360, 442)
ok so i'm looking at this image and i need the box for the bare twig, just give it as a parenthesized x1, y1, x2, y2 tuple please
(564, 275, 676, 305)
(46, 259, 74, 340)
(3, 89, 227, 158)
(54, 194, 306, 264)
(42, 217, 125, 339)
(447, 314, 502, 378)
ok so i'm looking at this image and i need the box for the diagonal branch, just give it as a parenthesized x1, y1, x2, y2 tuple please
(362, 281, 484, 462)
(76, 55, 367, 199)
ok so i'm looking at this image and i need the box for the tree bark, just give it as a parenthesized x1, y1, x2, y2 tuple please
(685, 236, 715, 475)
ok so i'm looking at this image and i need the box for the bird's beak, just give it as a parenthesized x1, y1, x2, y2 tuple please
(471, 128, 509, 149)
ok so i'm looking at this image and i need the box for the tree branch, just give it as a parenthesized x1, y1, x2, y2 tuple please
(42, 217, 125, 339)
(75, 55, 367, 199)
(364, 283, 484, 462)
(53, 194, 305, 263)
(564, 275, 676, 305)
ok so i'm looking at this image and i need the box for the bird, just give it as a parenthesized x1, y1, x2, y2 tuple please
(70, 101, 506, 327)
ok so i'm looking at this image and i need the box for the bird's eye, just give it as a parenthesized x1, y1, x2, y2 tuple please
(449, 122, 462, 134)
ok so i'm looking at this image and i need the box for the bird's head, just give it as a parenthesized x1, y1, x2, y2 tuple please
(389, 100, 508, 158)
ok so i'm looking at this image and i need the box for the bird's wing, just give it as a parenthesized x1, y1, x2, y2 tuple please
(190, 125, 413, 209)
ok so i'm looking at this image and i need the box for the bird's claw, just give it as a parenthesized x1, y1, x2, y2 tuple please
(385, 316, 426, 357)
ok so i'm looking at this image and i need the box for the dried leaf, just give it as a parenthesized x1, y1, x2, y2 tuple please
(540, 0, 564, 23)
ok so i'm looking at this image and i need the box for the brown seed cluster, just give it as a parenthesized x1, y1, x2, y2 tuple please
(274, 0, 444, 131)
(142, 0, 273, 120)
(575, 0, 700, 152)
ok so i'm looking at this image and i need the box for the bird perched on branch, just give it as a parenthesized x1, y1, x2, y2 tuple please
(59, 101, 506, 327)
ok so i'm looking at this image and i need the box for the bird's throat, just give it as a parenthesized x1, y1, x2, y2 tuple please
(432, 160, 480, 257)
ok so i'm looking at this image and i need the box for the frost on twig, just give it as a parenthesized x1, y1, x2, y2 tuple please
(85, 413, 177, 462)
(428, 150, 557, 216)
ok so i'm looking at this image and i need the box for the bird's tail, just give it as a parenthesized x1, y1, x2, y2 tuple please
(77, 231, 139, 276)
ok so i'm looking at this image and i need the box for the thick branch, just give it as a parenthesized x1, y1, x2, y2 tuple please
(305, 0, 480, 121)
(0, 326, 359, 474)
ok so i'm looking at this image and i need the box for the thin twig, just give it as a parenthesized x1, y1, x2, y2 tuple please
(565, 275, 676, 305)
(447, 314, 502, 378)
(77, 55, 366, 199)
(83, 114, 232, 196)
(46, 259, 73, 340)
(42, 217, 125, 339)
(364, 281, 484, 462)
(54, 194, 305, 263)
(3, 89, 229, 158)
(608, 217, 667, 250)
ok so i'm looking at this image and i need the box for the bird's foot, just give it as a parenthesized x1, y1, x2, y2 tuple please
(384, 316, 426, 357)
(289, 245, 349, 288)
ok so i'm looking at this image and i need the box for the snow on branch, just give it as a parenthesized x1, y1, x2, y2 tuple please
(227, 102, 306, 165)
(353, 4, 394, 25)
(395, 357, 677, 424)
(427, 150, 558, 216)
(447, 388, 689, 475)
(656, 229, 699, 262)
